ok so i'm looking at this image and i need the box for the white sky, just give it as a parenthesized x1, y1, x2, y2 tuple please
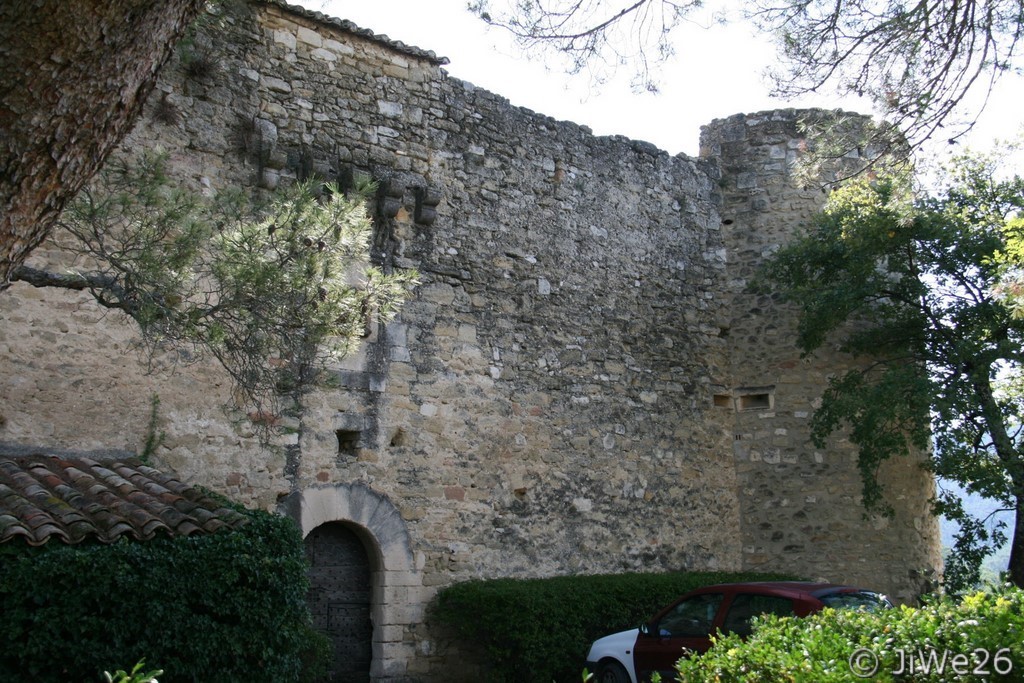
(302, 0, 1022, 160)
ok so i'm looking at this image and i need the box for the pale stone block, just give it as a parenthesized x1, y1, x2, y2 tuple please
(273, 29, 295, 49)
(378, 100, 404, 117)
(323, 38, 353, 55)
(419, 283, 456, 305)
(572, 497, 593, 512)
(385, 570, 423, 588)
(296, 26, 322, 47)
(311, 47, 337, 62)
(383, 63, 410, 79)
(262, 75, 291, 93)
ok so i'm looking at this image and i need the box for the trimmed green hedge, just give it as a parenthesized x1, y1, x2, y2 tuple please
(0, 508, 328, 682)
(675, 586, 1024, 682)
(433, 570, 798, 683)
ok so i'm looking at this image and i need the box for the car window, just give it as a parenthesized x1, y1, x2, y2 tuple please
(721, 594, 795, 637)
(819, 590, 892, 612)
(656, 593, 723, 637)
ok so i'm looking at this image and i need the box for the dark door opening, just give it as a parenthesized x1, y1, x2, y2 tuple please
(306, 522, 373, 682)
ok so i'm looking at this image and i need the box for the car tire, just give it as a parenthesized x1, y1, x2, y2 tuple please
(596, 660, 630, 683)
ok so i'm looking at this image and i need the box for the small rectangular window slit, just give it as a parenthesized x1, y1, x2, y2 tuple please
(738, 393, 771, 411)
(336, 429, 361, 456)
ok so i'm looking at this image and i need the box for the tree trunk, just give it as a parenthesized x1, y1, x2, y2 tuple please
(0, 0, 204, 292)
(1011, 497, 1024, 588)
(970, 368, 1024, 588)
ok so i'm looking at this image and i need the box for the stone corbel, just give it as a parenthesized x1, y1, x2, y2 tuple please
(378, 177, 404, 219)
(415, 186, 442, 226)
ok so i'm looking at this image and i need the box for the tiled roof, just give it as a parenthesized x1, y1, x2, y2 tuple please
(0, 454, 248, 546)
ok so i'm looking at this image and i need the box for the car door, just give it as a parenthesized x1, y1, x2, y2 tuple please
(633, 592, 724, 682)
(720, 592, 797, 638)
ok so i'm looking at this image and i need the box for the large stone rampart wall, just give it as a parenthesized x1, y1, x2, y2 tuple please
(0, 2, 939, 679)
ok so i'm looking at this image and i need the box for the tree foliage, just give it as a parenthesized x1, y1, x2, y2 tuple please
(471, 0, 1023, 154)
(755, 0, 1024, 154)
(759, 152, 1024, 591)
(12, 153, 417, 430)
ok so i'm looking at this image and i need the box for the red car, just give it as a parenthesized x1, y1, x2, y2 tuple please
(585, 581, 892, 683)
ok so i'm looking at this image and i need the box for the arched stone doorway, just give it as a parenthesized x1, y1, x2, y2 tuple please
(280, 482, 423, 681)
(305, 522, 373, 682)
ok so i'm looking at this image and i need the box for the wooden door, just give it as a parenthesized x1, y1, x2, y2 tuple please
(306, 523, 373, 682)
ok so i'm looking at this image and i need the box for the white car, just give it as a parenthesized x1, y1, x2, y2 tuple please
(585, 627, 640, 683)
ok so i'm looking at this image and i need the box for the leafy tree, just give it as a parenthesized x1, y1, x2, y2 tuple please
(470, 0, 1023, 154)
(758, 152, 1024, 591)
(994, 225, 1024, 317)
(992, 149, 1024, 316)
(757, 0, 1023, 145)
(12, 153, 417, 430)
(0, 0, 205, 291)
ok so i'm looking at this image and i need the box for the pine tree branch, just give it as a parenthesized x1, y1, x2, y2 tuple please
(11, 264, 137, 314)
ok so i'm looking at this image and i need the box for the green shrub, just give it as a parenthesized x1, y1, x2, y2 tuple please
(103, 661, 163, 683)
(0, 509, 329, 682)
(433, 570, 798, 683)
(675, 585, 1024, 682)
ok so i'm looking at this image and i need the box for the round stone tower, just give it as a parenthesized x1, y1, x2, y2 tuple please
(700, 109, 942, 603)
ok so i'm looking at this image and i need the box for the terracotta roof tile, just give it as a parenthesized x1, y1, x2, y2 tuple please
(0, 455, 248, 546)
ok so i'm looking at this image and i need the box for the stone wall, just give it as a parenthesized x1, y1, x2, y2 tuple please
(0, 1, 940, 680)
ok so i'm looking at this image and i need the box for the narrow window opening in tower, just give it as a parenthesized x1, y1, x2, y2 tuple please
(738, 393, 771, 411)
(336, 429, 361, 455)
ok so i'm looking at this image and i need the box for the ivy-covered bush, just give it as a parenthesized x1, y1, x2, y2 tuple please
(0, 509, 328, 682)
(675, 586, 1024, 682)
(433, 570, 797, 683)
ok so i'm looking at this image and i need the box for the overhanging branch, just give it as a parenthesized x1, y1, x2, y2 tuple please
(11, 264, 135, 314)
